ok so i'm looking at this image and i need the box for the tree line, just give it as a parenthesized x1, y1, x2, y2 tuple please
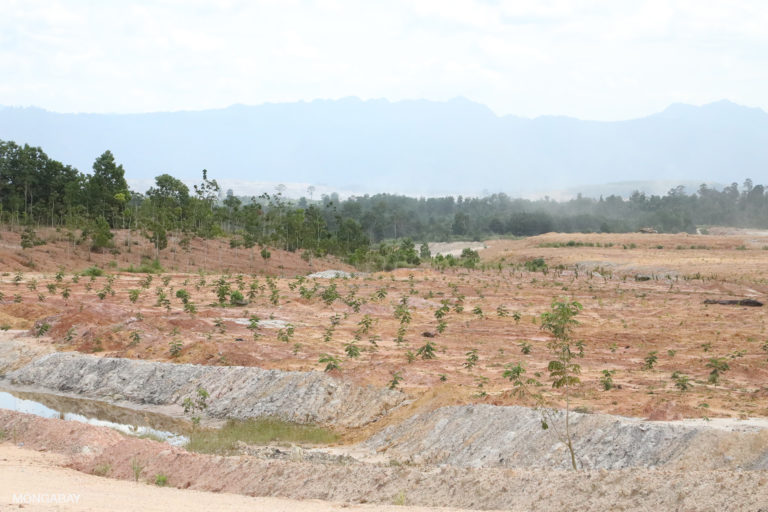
(334, 182, 768, 242)
(1, 138, 766, 267)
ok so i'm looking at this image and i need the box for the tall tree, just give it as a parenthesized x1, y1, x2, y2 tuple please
(86, 150, 129, 227)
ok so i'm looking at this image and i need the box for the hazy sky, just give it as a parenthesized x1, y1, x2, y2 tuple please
(2, 0, 767, 120)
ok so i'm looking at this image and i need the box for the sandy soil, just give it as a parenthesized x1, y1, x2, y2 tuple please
(428, 242, 487, 257)
(0, 444, 478, 512)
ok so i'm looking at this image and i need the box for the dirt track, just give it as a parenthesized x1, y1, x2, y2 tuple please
(0, 445, 474, 512)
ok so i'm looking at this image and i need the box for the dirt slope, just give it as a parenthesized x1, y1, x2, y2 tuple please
(5, 351, 406, 428)
(0, 227, 353, 275)
(365, 403, 768, 470)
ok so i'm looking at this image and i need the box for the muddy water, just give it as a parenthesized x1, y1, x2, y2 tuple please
(0, 388, 189, 446)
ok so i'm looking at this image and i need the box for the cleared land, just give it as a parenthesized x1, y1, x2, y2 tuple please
(1, 228, 768, 510)
(1, 229, 767, 421)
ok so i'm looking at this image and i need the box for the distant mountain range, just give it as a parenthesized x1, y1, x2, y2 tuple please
(1, 98, 766, 198)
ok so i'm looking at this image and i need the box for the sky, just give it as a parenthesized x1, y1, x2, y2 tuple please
(1, 0, 767, 120)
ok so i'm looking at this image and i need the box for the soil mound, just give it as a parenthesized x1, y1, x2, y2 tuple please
(307, 270, 353, 279)
(364, 404, 768, 470)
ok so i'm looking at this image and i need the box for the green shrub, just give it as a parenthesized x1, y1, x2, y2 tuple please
(524, 258, 548, 273)
(81, 266, 104, 277)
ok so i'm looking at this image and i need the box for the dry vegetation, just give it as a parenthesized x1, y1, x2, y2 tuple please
(1, 228, 767, 422)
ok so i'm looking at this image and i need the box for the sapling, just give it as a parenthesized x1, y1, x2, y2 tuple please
(388, 371, 403, 390)
(35, 323, 50, 337)
(474, 375, 489, 398)
(277, 325, 294, 343)
(319, 353, 341, 372)
(600, 370, 615, 391)
(463, 348, 479, 369)
(344, 341, 361, 358)
(706, 357, 729, 384)
(643, 351, 658, 370)
(182, 387, 209, 426)
(169, 339, 182, 357)
(671, 371, 692, 391)
(503, 299, 585, 470)
(416, 340, 437, 360)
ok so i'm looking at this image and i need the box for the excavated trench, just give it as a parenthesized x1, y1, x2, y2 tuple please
(3, 341, 768, 509)
(2, 343, 768, 472)
(2, 350, 407, 429)
(0, 388, 189, 445)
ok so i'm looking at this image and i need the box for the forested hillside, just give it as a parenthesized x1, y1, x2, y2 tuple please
(1, 138, 766, 269)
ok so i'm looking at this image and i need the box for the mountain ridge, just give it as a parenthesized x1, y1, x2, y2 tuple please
(1, 98, 766, 196)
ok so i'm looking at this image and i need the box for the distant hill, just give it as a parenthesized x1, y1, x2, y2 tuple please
(1, 98, 766, 197)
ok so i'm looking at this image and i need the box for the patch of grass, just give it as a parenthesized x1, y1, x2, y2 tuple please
(81, 266, 104, 277)
(121, 258, 165, 274)
(130, 457, 144, 482)
(393, 490, 408, 506)
(136, 432, 165, 443)
(185, 418, 338, 455)
(92, 463, 111, 476)
(154, 473, 168, 486)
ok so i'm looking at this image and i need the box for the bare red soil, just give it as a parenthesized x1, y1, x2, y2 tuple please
(2, 228, 768, 421)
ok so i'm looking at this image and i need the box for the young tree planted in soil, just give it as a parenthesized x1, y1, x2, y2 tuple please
(643, 351, 658, 370)
(671, 371, 692, 391)
(319, 353, 341, 372)
(600, 369, 615, 391)
(463, 348, 479, 369)
(182, 387, 209, 426)
(416, 340, 437, 360)
(388, 371, 403, 390)
(706, 357, 729, 384)
(503, 299, 585, 470)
